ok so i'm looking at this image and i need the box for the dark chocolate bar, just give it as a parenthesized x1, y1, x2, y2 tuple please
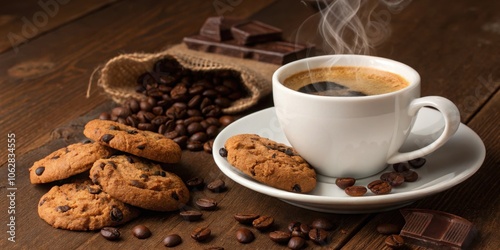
(400, 209, 477, 250)
(183, 35, 310, 65)
(231, 20, 282, 45)
(199, 16, 244, 41)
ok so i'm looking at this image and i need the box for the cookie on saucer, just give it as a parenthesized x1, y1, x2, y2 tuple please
(224, 134, 316, 193)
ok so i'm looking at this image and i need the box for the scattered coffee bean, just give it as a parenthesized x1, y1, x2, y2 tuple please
(196, 198, 218, 210)
(385, 234, 405, 248)
(408, 157, 426, 168)
(179, 210, 203, 221)
(269, 230, 291, 244)
(392, 162, 409, 172)
(401, 170, 419, 182)
(163, 234, 182, 247)
(234, 213, 260, 224)
(288, 236, 306, 250)
(100, 227, 120, 241)
(311, 218, 334, 231)
(345, 185, 367, 196)
(380, 172, 405, 187)
(204, 247, 224, 250)
(252, 215, 274, 231)
(203, 140, 214, 153)
(235, 228, 255, 244)
(367, 180, 392, 195)
(132, 225, 151, 239)
(377, 223, 402, 235)
(191, 226, 211, 242)
(288, 221, 301, 232)
(186, 177, 204, 190)
(207, 179, 226, 192)
(308, 228, 328, 245)
(335, 177, 356, 189)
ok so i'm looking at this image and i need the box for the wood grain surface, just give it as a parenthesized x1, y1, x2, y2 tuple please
(1, 0, 498, 249)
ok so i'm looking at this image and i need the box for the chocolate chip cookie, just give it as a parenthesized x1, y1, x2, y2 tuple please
(90, 155, 189, 211)
(29, 141, 114, 184)
(224, 134, 316, 193)
(83, 119, 181, 163)
(38, 182, 140, 231)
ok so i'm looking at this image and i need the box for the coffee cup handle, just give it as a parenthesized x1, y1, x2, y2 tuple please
(387, 96, 461, 164)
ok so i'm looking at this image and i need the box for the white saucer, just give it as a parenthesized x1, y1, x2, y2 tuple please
(213, 107, 485, 213)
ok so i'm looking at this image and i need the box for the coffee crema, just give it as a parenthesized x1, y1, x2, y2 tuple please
(283, 66, 409, 96)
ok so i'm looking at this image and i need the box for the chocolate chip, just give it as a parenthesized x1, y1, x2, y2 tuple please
(56, 205, 70, 213)
(127, 130, 138, 134)
(87, 185, 101, 194)
(35, 166, 45, 176)
(171, 192, 179, 201)
(130, 180, 146, 189)
(110, 206, 123, 221)
(101, 134, 114, 143)
(137, 144, 146, 150)
(219, 148, 228, 157)
(292, 184, 301, 193)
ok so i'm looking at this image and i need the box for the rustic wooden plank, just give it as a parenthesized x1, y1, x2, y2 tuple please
(0, 0, 276, 165)
(0, 0, 119, 54)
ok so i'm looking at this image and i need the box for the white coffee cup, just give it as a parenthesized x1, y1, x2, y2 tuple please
(272, 55, 460, 178)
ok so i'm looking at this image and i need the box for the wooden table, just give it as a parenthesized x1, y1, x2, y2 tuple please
(1, 0, 498, 249)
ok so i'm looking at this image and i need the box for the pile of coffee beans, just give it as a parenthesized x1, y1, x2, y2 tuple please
(268, 218, 335, 249)
(336, 158, 426, 196)
(98, 58, 245, 152)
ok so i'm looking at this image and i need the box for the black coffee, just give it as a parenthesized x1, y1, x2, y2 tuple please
(284, 66, 409, 96)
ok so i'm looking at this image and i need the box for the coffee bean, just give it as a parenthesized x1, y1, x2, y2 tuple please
(288, 236, 305, 250)
(35, 166, 45, 176)
(207, 179, 226, 192)
(252, 215, 274, 231)
(269, 230, 291, 243)
(180, 210, 203, 221)
(101, 134, 114, 143)
(392, 162, 409, 172)
(234, 213, 260, 224)
(132, 225, 151, 239)
(291, 229, 307, 238)
(219, 115, 235, 126)
(204, 140, 214, 153)
(408, 157, 426, 168)
(368, 180, 392, 195)
(190, 131, 208, 143)
(186, 140, 204, 151)
(345, 185, 367, 196)
(288, 221, 301, 232)
(377, 223, 402, 235)
(311, 218, 334, 231)
(335, 177, 356, 189)
(99, 112, 111, 120)
(163, 234, 182, 247)
(100, 227, 120, 241)
(236, 228, 255, 244)
(401, 170, 419, 182)
(380, 172, 405, 187)
(308, 228, 328, 245)
(112, 107, 130, 118)
(385, 234, 405, 248)
(196, 198, 218, 210)
(191, 226, 211, 241)
(186, 177, 204, 190)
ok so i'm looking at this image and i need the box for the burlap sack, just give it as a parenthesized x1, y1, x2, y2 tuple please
(95, 43, 279, 114)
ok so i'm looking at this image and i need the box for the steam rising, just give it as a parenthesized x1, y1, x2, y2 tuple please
(298, 0, 412, 55)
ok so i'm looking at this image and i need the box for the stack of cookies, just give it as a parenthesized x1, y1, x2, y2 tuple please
(30, 119, 189, 231)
